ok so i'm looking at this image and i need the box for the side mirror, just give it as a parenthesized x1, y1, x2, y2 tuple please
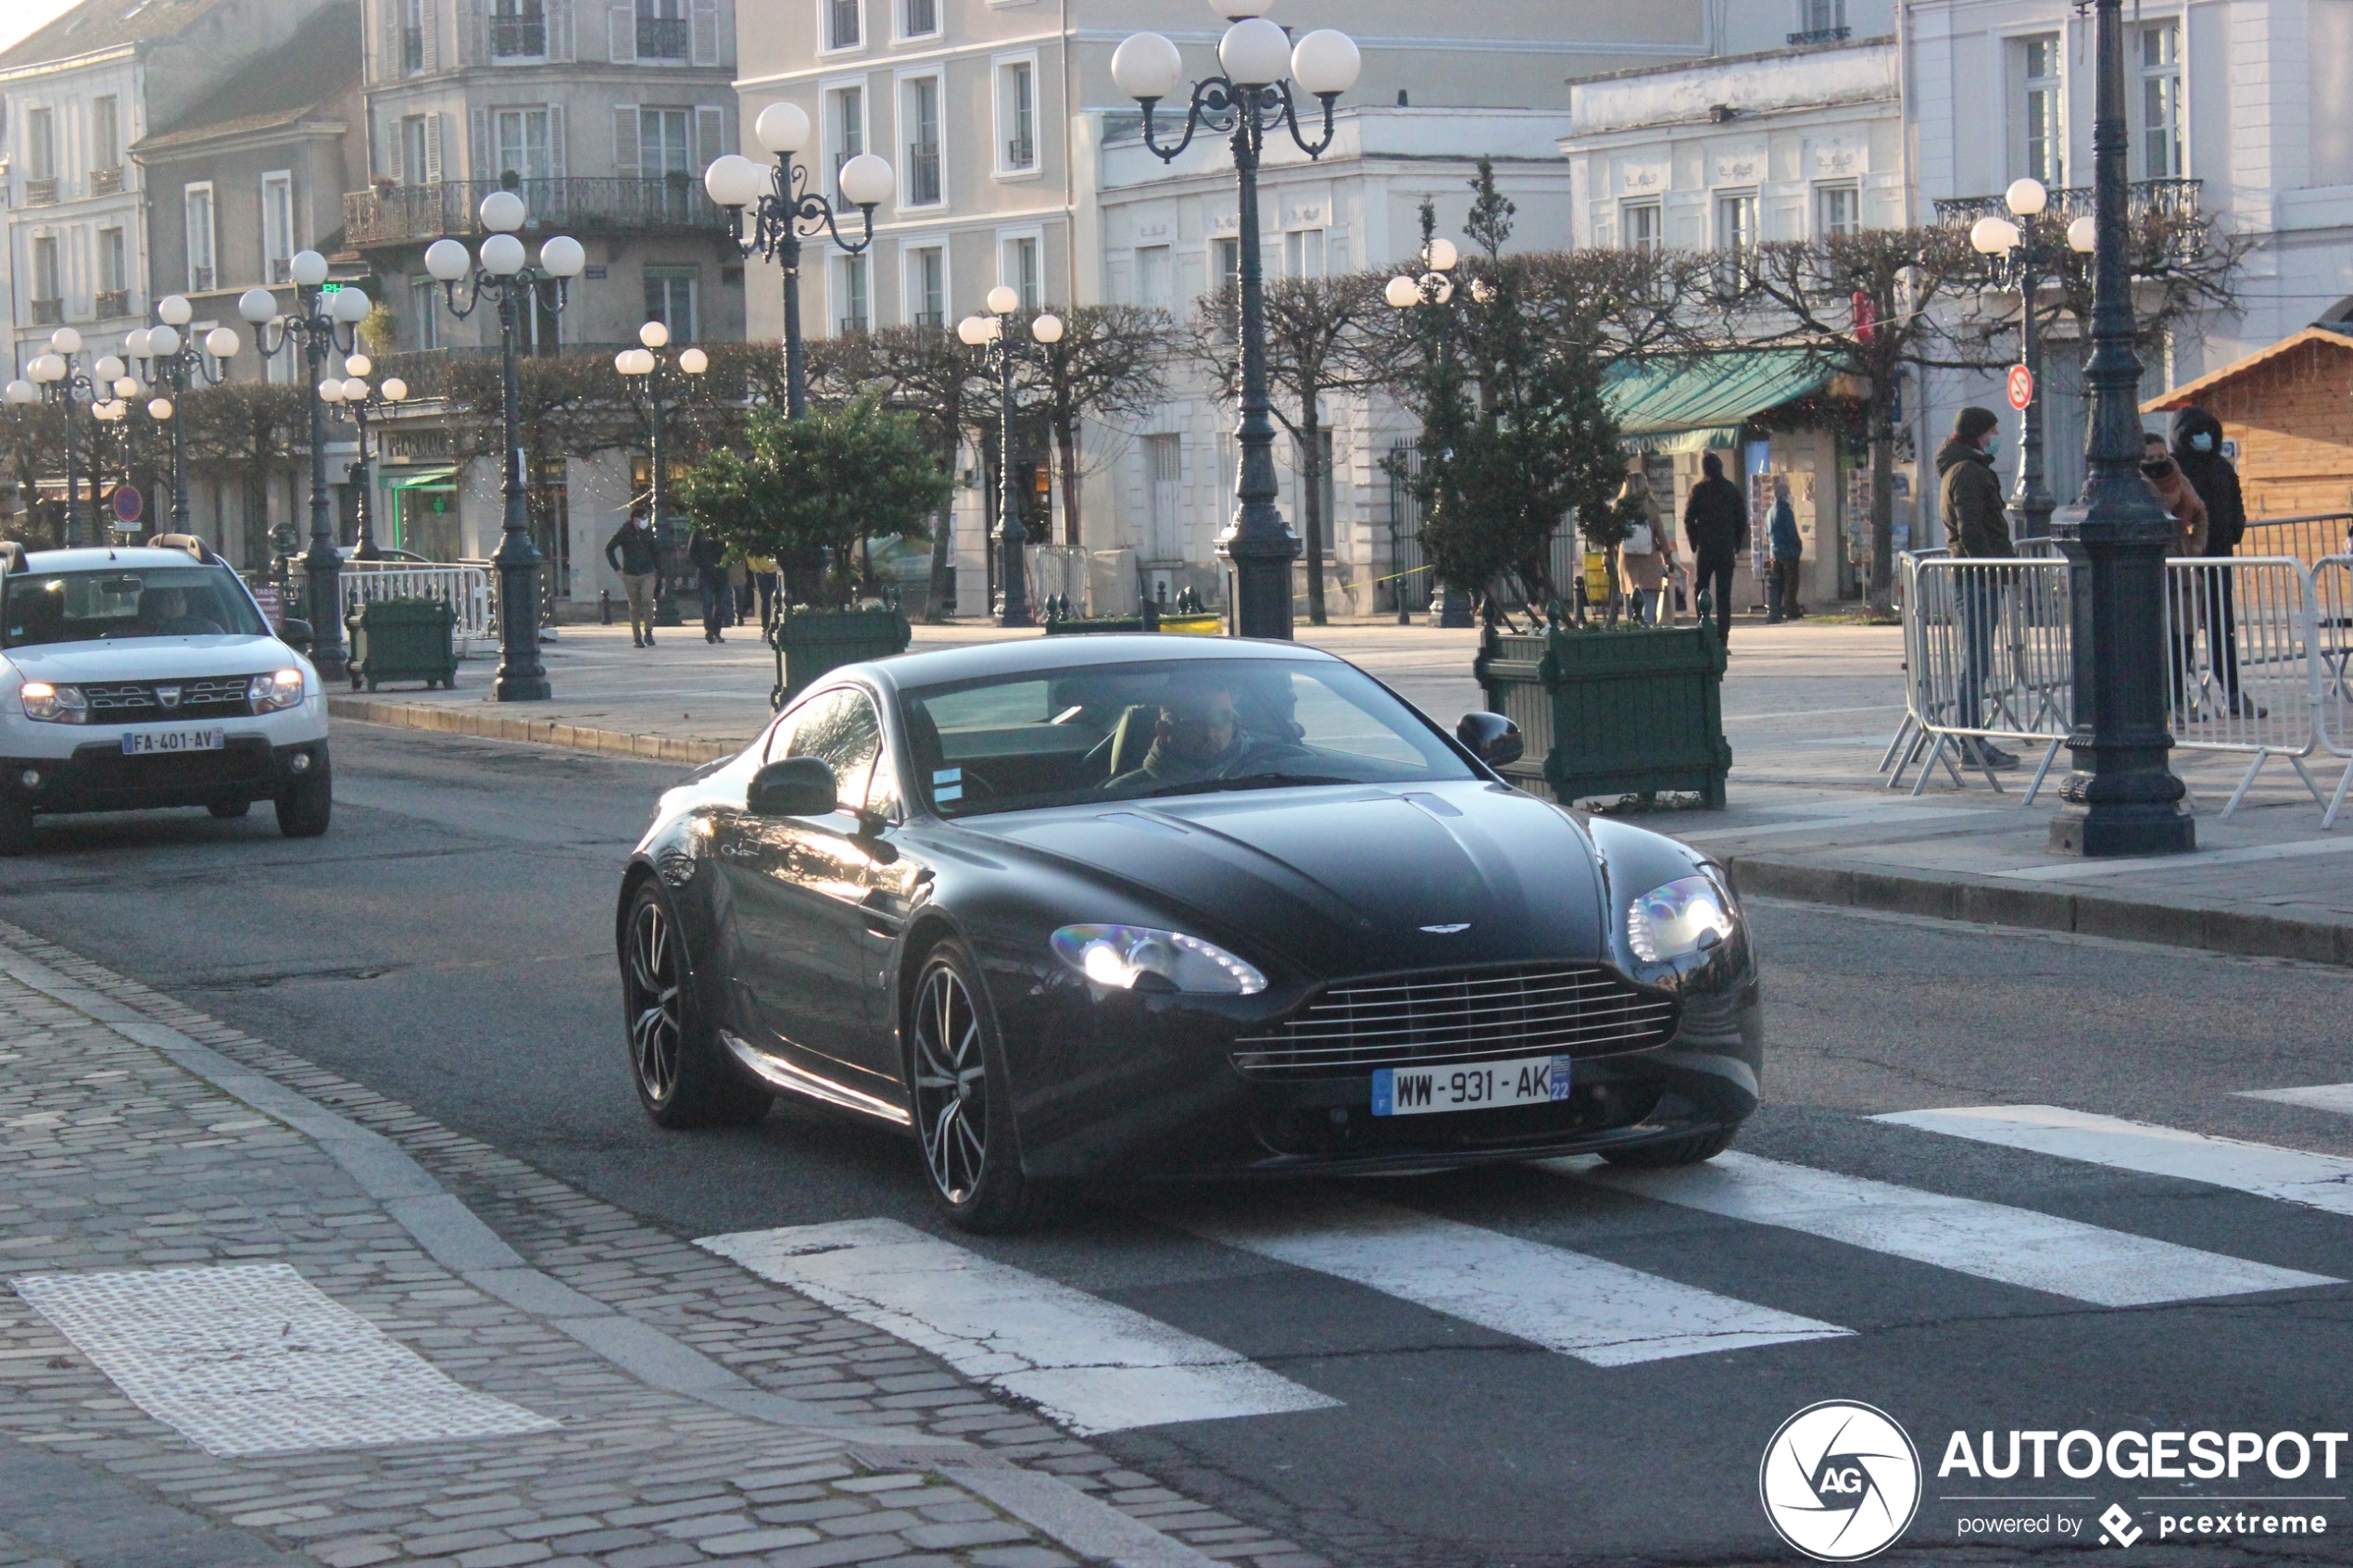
(279, 617, 314, 653)
(1456, 711, 1524, 770)
(747, 756, 838, 817)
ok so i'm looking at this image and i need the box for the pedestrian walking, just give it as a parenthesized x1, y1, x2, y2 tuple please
(2171, 406, 2260, 717)
(730, 557, 753, 627)
(749, 553, 779, 631)
(1938, 406, 2020, 769)
(686, 524, 729, 644)
(1767, 476, 1803, 623)
(2141, 433, 2209, 714)
(1682, 449, 1745, 649)
(1616, 471, 1673, 624)
(603, 504, 663, 648)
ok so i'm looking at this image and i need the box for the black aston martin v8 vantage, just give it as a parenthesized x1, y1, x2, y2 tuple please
(616, 635, 1759, 1230)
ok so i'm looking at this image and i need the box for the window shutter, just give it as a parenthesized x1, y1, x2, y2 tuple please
(381, 0, 402, 82)
(548, 103, 566, 179)
(689, 0, 720, 66)
(693, 105, 724, 172)
(456, 0, 481, 66)
(471, 107, 488, 181)
(422, 0, 441, 69)
(608, 4, 634, 63)
(424, 112, 444, 182)
(547, 0, 573, 60)
(613, 105, 639, 176)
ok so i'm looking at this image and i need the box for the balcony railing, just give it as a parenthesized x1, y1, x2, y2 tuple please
(907, 142, 940, 205)
(189, 265, 215, 292)
(403, 23, 424, 71)
(636, 16, 687, 56)
(1934, 177, 2203, 228)
(1787, 25, 1851, 45)
(30, 297, 61, 325)
(1005, 136, 1034, 169)
(838, 315, 869, 335)
(490, 13, 547, 57)
(910, 309, 943, 329)
(94, 288, 130, 318)
(89, 165, 123, 195)
(24, 177, 58, 206)
(345, 177, 728, 246)
(271, 257, 293, 283)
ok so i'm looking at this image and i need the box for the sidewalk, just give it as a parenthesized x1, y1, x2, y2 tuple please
(0, 916, 1328, 1568)
(323, 620, 2353, 969)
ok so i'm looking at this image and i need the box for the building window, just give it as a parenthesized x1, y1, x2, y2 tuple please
(25, 107, 57, 203)
(2019, 33, 2064, 188)
(494, 106, 553, 185)
(185, 183, 218, 292)
(826, 0, 860, 51)
(402, 115, 431, 183)
(1000, 60, 1035, 170)
(828, 85, 863, 198)
(907, 245, 944, 327)
(491, 0, 547, 58)
(903, 0, 937, 37)
(645, 270, 697, 340)
(1282, 228, 1325, 280)
(90, 94, 120, 186)
(31, 236, 61, 322)
(636, 0, 686, 60)
(2139, 21, 2183, 181)
(411, 276, 442, 350)
(263, 170, 296, 284)
(1212, 237, 1240, 340)
(905, 76, 941, 205)
(97, 228, 126, 295)
(1003, 235, 1039, 311)
(1136, 243, 1172, 310)
(837, 253, 869, 333)
(1792, 0, 1846, 44)
(1816, 182, 1859, 238)
(1622, 200, 1662, 254)
(1715, 193, 1756, 289)
(403, 0, 425, 73)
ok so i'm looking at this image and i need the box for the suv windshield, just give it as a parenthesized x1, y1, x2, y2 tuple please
(2, 565, 269, 649)
(900, 657, 1476, 820)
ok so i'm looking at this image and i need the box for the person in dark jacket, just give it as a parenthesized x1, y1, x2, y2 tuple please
(1767, 475, 1802, 622)
(1682, 450, 1745, 648)
(603, 506, 664, 647)
(1937, 407, 2019, 768)
(686, 525, 730, 643)
(2171, 405, 2257, 713)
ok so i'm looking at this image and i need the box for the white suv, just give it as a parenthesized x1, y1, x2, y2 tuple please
(0, 536, 332, 854)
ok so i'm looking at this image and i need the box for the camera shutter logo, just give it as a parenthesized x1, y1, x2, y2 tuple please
(1759, 1400, 1922, 1562)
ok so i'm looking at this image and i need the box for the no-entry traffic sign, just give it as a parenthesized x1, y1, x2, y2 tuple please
(110, 483, 142, 525)
(2007, 364, 2035, 411)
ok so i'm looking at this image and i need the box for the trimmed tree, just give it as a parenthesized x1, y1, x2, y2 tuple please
(1022, 305, 1174, 550)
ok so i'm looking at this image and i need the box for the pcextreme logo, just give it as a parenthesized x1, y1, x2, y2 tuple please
(1760, 1401, 1924, 1562)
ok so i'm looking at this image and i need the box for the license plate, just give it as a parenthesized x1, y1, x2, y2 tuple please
(120, 729, 226, 756)
(1371, 1054, 1573, 1117)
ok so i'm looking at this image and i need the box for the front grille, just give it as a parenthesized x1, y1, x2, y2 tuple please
(1232, 965, 1679, 1080)
(81, 676, 255, 722)
(71, 738, 274, 791)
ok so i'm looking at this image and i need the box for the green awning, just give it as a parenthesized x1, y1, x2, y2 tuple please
(384, 466, 458, 491)
(1604, 352, 1832, 453)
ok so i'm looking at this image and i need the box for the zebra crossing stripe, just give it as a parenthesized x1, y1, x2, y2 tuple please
(1873, 1104, 2353, 1219)
(696, 1218, 1338, 1436)
(1555, 1150, 2336, 1305)
(1180, 1193, 1850, 1367)
(2237, 1083, 2353, 1118)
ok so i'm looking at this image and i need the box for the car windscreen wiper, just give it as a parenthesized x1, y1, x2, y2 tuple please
(1132, 771, 1362, 799)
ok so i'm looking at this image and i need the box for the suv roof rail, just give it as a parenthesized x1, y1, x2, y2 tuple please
(0, 541, 25, 575)
(149, 533, 221, 565)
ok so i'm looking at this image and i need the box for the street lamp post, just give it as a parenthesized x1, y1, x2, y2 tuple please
(422, 191, 586, 701)
(1113, 3, 1362, 639)
(1969, 182, 2097, 543)
(615, 320, 709, 560)
(1384, 237, 1475, 627)
(129, 296, 241, 535)
(703, 106, 892, 420)
(7, 328, 103, 546)
(238, 250, 372, 682)
(956, 293, 1063, 627)
(321, 358, 409, 560)
(2047, 0, 2194, 859)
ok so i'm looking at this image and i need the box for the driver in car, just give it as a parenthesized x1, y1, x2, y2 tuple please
(1101, 677, 1267, 796)
(141, 586, 222, 636)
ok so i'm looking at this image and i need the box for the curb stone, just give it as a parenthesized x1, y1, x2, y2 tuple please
(327, 696, 736, 765)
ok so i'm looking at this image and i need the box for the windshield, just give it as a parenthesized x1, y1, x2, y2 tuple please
(1, 565, 269, 649)
(900, 657, 1476, 820)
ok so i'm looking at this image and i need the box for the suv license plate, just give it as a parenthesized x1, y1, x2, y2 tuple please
(121, 729, 227, 756)
(1372, 1054, 1573, 1117)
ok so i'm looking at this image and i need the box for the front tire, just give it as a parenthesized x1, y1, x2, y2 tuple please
(909, 941, 1051, 1233)
(276, 753, 332, 837)
(1598, 1125, 1738, 1169)
(622, 879, 770, 1128)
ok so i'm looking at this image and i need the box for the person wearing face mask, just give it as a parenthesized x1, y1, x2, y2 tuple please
(2142, 434, 2208, 714)
(1937, 407, 2018, 768)
(2171, 406, 2259, 716)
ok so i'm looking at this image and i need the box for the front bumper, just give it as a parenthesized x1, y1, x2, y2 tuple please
(4, 736, 326, 815)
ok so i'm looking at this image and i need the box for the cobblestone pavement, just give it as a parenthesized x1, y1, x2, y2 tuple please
(0, 918, 1331, 1568)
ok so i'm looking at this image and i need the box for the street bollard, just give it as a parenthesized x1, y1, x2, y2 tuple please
(600, 590, 612, 626)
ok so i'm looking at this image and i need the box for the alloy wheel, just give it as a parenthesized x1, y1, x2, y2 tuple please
(625, 897, 683, 1104)
(912, 963, 988, 1204)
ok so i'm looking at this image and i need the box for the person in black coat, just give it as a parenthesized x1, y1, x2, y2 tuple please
(1682, 450, 1746, 648)
(2171, 406, 2255, 712)
(686, 525, 730, 644)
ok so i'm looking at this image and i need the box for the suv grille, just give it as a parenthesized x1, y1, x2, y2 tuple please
(81, 676, 254, 722)
(1231, 965, 1679, 1080)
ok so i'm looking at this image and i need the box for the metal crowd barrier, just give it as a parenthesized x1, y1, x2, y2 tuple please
(341, 561, 497, 656)
(2317, 554, 2353, 827)
(1888, 556, 2073, 799)
(2241, 512, 2353, 566)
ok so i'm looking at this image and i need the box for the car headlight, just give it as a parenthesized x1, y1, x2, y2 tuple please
(1051, 924, 1267, 996)
(248, 668, 307, 712)
(1626, 873, 1737, 964)
(19, 681, 89, 723)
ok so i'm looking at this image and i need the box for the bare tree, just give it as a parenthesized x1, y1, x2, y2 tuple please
(179, 382, 308, 569)
(0, 403, 67, 548)
(1018, 305, 1173, 553)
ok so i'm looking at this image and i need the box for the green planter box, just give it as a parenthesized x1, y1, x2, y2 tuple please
(345, 596, 459, 692)
(770, 605, 912, 710)
(1475, 620, 1730, 807)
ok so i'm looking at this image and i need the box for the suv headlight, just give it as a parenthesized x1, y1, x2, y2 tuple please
(1051, 924, 1266, 996)
(249, 668, 306, 712)
(1627, 872, 1737, 964)
(19, 681, 89, 723)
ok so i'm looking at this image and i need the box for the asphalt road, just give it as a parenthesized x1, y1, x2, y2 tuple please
(7, 724, 2353, 1567)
